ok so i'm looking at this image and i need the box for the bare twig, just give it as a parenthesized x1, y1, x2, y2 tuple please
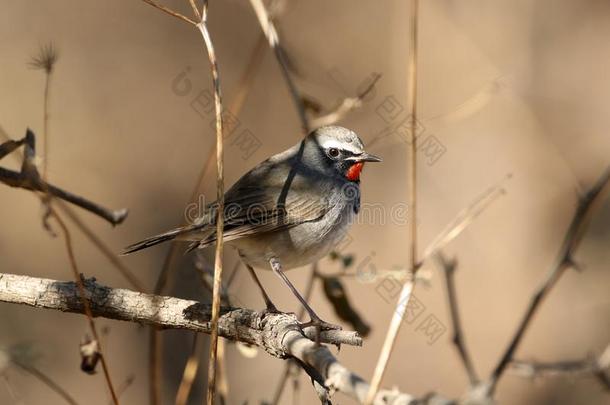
(139, 0, 197, 25)
(309, 73, 382, 129)
(488, 168, 610, 394)
(136, 2, 227, 403)
(0, 130, 128, 226)
(48, 212, 119, 404)
(509, 343, 610, 389)
(113, 374, 136, 404)
(57, 201, 145, 292)
(2, 127, 120, 399)
(28, 43, 58, 181)
(188, 0, 201, 20)
(194, 7, 227, 403)
(13, 361, 79, 405)
(419, 176, 509, 267)
(249, 0, 310, 134)
(175, 335, 205, 405)
(0, 272, 450, 404)
(365, 1, 419, 403)
(173, 257, 239, 405)
(436, 253, 479, 386)
(149, 31, 266, 405)
(0, 129, 139, 292)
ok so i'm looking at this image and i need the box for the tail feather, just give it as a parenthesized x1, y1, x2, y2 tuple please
(122, 225, 201, 255)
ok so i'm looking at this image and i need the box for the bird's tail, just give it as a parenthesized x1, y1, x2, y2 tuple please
(121, 224, 204, 255)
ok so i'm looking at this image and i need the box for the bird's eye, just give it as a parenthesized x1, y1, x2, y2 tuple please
(328, 148, 340, 158)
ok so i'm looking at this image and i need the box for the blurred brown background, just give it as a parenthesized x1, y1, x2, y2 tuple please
(1, 0, 609, 404)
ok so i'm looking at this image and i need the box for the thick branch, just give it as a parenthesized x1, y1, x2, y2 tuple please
(0, 272, 450, 404)
(0, 273, 358, 349)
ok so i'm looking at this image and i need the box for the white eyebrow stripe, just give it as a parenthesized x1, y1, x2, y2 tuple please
(320, 139, 361, 154)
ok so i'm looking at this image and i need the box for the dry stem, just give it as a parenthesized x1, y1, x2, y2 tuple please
(365, 1, 419, 402)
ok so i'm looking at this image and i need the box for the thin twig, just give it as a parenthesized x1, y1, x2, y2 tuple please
(28, 43, 57, 181)
(0, 158, 128, 226)
(139, 0, 197, 25)
(48, 210, 119, 404)
(13, 361, 79, 405)
(309, 74, 381, 129)
(175, 334, 205, 405)
(173, 258, 239, 405)
(419, 175, 510, 266)
(149, 31, 266, 405)
(488, 168, 610, 394)
(188, 0, 201, 20)
(365, 1, 419, 403)
(195, 10, 226, 404)
(57, 201, 145, 292)
(509, 343, 610, 386)
(436, 253, 479, 386)
(112, 374, 136, 405)
(249, 0, 309, 134)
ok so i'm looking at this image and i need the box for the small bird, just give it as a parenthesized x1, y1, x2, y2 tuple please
(123, 126, 381, 329)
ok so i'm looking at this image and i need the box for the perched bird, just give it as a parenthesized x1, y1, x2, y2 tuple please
(123, 125, 381, 329)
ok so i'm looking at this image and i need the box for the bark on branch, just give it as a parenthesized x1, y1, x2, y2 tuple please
(0, 272, 446, 404)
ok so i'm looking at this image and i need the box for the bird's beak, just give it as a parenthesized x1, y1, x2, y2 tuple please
(347, 152, 382, 163)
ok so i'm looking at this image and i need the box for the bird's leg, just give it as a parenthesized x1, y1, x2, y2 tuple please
(269, 257, 341, 331)
(244, 263, 278, 313)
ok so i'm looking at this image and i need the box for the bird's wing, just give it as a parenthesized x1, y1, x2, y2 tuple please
(189, 160, 333, 249)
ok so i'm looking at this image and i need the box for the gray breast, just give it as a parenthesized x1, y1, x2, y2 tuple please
(232, 183, 359, 270)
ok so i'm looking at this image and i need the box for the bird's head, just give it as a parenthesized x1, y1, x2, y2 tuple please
(306, 126, 382, 182)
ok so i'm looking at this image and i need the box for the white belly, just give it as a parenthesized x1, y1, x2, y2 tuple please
(231, 201, 355, 270)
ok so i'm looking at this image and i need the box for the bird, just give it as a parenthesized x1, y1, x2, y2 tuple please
(122, 125, 381, 329)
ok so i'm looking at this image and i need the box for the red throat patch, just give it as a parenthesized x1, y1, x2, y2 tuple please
(346, 162, 364, 181)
